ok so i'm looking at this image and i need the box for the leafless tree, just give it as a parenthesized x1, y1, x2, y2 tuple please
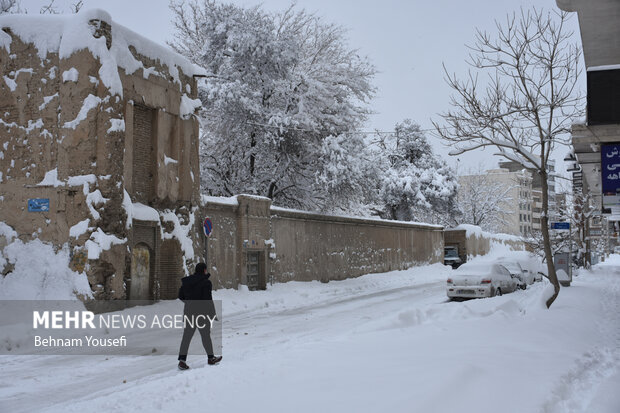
(70, 0, 83, 14)
(0, 0, 18, 14)
(455, 165, 516, 232)
(39, 0, 59, 14)
(433, 8, 584, 308)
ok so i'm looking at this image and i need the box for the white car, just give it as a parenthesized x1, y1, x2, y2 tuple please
(499, 252, 545, 283)
(495, 259, 531, 289)
(446, 261, 519, 300)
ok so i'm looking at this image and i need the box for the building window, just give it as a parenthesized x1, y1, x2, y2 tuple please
(132, 104, 156, 203)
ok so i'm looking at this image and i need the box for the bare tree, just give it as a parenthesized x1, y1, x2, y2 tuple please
(456, 165, 516, 232)
(0, 0, 18, 14)
(70, 0, 83, 14)
(39, 0, 59, 14)
(433, 8, 584, 308)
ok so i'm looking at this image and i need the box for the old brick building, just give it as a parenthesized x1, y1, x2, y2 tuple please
(0, 9, 205, 299)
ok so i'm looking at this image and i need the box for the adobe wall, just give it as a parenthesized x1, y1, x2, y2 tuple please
(0, 13, 202, 300)
(270, 209, 444, 283)
(198, 196, 444, 289)
(198, 199, 240, 290)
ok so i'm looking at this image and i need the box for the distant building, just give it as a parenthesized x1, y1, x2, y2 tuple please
(498, 159, 558, 226)
(458, 168, 533, 236)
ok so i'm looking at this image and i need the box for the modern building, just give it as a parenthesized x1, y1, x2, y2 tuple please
(556, 0, 620, 252)
(498, 159, 558, 225)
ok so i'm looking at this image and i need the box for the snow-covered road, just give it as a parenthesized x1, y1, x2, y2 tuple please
(1, 258, 619, 413)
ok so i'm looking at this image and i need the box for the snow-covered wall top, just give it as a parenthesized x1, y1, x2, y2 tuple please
(0, 9, 206, 96)
(452, 224, 522, 243)
(271, 205, 444, 230)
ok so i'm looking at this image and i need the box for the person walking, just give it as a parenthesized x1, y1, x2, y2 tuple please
(177, 262, 222, 370)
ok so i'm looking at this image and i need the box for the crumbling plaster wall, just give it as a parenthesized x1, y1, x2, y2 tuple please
(0, 19, 202, 300)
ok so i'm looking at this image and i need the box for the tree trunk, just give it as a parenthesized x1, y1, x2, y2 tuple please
(541, 170, 560, 308)
(267, 181, 277, 199)
(250, 132, 256, 177)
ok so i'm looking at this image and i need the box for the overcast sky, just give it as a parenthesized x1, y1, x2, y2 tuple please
(21, 0, 584, 179)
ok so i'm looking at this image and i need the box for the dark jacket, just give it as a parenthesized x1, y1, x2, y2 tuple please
(178, 272, 215, 317)
(178, 272, 213, 301)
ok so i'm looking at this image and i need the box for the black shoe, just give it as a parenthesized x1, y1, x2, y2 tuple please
(178, 361, 190, 370)
(208, 356, 222, 365)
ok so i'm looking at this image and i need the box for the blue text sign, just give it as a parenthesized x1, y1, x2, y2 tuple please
(551, 222, 570, 230)
(28, 199, 50, 212)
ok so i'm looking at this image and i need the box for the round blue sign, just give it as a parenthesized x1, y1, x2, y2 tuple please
(203, 218, 213, 237)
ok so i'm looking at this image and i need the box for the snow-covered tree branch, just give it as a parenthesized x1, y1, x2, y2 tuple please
(455, 165, 516, 232)
(169, 0, 376, 210)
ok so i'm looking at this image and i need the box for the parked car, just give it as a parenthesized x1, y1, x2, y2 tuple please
(446, 261, 518, 300)
(495, 259, 531, 289)
(500, 252, 545, 283)
(444, 246, 463, 268)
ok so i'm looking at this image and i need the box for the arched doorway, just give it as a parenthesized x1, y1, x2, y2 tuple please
(130, 244, 151, 300)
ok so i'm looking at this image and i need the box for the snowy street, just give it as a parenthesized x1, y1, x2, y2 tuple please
(1, 255, 619, 413)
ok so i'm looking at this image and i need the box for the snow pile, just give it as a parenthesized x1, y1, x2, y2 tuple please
(160, 209, 196, 264)
(132, 203, 160, 222)
(85, 189, 108, 220)
(179, 94, 201, 119)
(107, 118, 125, 133)
(122, 190, 160, 229)
(85, 228, 125, 260)
(0, 224, 92, 300)
(36, 168, 65, 187)
(69, 219, 91, 239)
(62, 94, 101, 129)
(38, 93, 58, 110)
(62, 67, 78, 82)
(67, 174, 97, 195)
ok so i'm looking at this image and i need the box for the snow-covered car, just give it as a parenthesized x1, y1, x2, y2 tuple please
(498, 252, 544, 283)
(446, 261, 518, 300)
(495, 259, 530, 289)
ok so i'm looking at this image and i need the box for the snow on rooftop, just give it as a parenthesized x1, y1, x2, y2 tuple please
(0, 9, 207, 95)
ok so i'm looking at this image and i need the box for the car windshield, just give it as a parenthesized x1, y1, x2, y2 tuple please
(498, 262, 521, 273)
(445, 249, 458, 258)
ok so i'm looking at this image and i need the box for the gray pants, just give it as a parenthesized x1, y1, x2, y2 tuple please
(178, 318, 213, 361)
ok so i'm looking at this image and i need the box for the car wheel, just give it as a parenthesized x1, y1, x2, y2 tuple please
(521, 283, 526, 290)
(494, 287, 502, 297)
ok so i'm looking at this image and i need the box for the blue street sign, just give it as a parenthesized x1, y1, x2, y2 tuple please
(551, 222, 570, 230)
(602, 144, 620, 195)
(28, 198, 50, 212)
(203, 218, 213, 237)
